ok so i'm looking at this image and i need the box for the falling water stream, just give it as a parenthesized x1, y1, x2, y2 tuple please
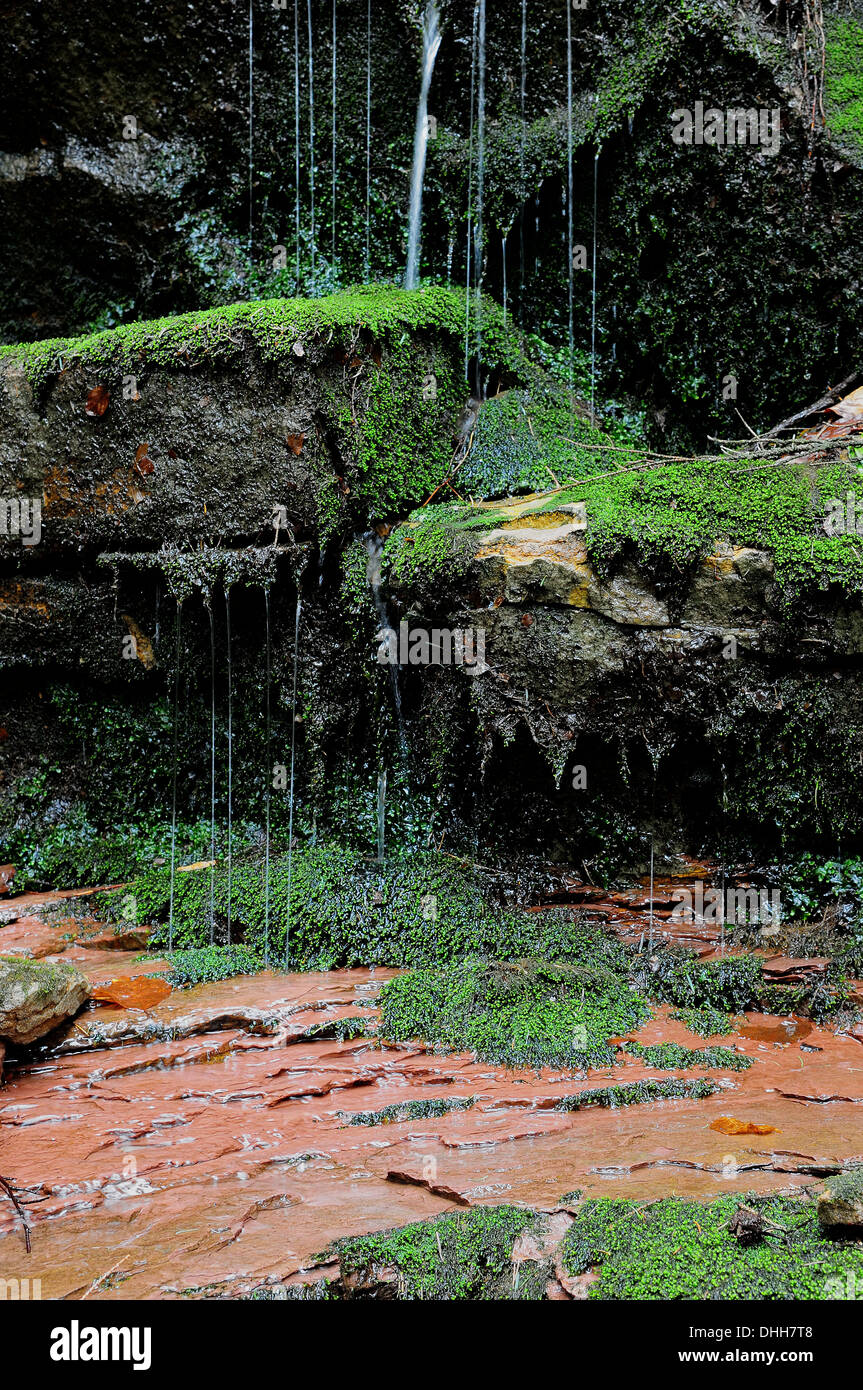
(306, 0, 316, 282)
(519, 0, 526, 315)
(365, 0, 372, 278)
(225, 588, 233, 943)
(464, 0, 479, 378)
(284, 596, 302, 966)
(591, 151, 599, 422)
(208, 605, 217, 945)
(474, 0, 487, 367)
(263, 588, 272, 967)
(376, 766, 387, 862)
(331, 0, 337, 265)
(294, 0, 301, 286)
(565, 0, 574, 384)
(404, 1, 443, 290)
(168, 603, 182, 952)
(248, 0, 254, 251)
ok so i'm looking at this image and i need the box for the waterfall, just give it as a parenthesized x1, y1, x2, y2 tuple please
(168, 602, 182, 952)
(306, 0, 316, 283)
(294, 0, 301, 286)
(365, 0, 372, 278)
(208, 604, 216, 945)
(225, 588, 233, 944)
(284, 596, 302, 968)
(263, 587, 272, 968)
(404, 1, 443, 290)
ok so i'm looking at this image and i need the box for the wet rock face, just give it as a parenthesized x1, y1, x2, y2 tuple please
(0, 955, 89, 1045)
(1, 0, 861, 445)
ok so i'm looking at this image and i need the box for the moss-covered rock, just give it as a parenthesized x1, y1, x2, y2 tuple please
(0, 955, 89, 1044)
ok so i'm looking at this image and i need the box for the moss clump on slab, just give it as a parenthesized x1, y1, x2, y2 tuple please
(562, 1193, 863, 1300)
(552, 1077, 720, 1111)
(387, 447, 863, 600)
(161, 944, 264, 987)
(337, 1096, 476, 1127)
(0, 285, 512, 391)
(668, 1005, 734, 1037)
(378, 951, 650, 1069)
(624, 1040, 751, 1071)
(127, 844, 603, 971)
(328, 1206, 547, 1301)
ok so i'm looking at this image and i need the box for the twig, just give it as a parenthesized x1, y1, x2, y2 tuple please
(0, 1175, 31, 1253)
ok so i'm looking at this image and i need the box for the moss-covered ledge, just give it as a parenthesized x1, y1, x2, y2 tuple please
(0, 287, 550, 553)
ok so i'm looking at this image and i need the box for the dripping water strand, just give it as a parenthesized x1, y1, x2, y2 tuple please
(377, 766, 387, 863)
(225, 587, 233, 944)
(294, 0, 301, 286)
(464, 0, 479, 379)
(501, 232, 507, 324)
(248, 0, 254, 253)
(284, 597, 302, 968)
(306, 0, 316, 283)
(566, 0, 574, 387)
(473, 0, 487, 369)
(365, 0, 371, 278)
(168, 602, 182, 952)
(331, 0, 337, 266)
(264, 588, 272, 968)
(365, 532, 407, 756)
(404, 1, 443, 290)
(591, 151, 599, 424)
(519, 0, 526, 318)
(208, 604, 216, 945)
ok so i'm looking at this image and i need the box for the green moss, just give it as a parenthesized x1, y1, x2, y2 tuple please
(668, 1004, 734, 1037)
(624, 1040, 751, 1071)
(160, 944, 264, 987)
(825, 17, 863, 152)
(0, 285, 494, 390)
(562, 1193, 863, 1299)
(337, 1096, 476, 1127)
(378, 952, 650, 1070)
(125, 844, 609, 971)
(329, 1206, 547, 1301)
(552, 1077, 720, 1110)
